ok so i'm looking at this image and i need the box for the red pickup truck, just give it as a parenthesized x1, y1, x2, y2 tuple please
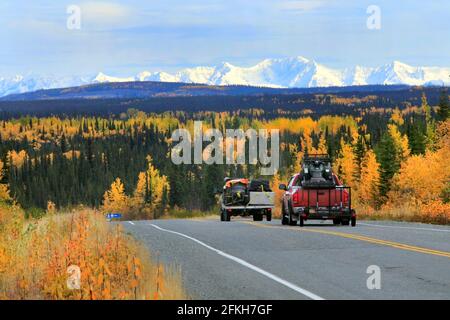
(279, 154, 356, 227)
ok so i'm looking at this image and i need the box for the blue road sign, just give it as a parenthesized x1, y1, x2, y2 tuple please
(106, 213, 122, 219)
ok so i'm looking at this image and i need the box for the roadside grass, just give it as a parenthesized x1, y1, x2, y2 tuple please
(270, 201, 450, 226)
(164, 202, 449, 225)
(0, 202, 186, 300)
(356, 203, 450, 225)
(163, 206, 219, 220)
(160, 204, 449, 226)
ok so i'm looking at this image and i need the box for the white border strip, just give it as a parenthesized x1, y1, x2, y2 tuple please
(149, 223, 324, 300)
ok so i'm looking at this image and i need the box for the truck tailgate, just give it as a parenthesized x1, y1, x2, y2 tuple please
(298, 188, 349, 207)
(248, 192, 275, 206)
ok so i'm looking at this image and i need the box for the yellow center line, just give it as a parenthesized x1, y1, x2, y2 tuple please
(241, 221, 450, 259)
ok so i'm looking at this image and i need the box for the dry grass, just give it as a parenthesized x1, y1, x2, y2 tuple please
(356, 202, 450, 225)
(0, 203, 186, 300)
(163, 206, 218, 219)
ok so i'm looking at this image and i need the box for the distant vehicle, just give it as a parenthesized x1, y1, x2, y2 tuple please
(279, 154, 356, 227)
(219, 178, 275, 222)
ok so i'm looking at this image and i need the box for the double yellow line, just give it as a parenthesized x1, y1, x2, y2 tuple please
(243, 222, 450, 259)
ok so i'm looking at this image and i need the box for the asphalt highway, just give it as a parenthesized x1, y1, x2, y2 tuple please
(124, 218, 450, 300)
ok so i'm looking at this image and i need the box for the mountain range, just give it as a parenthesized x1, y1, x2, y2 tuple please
(1, 56, 449, 98)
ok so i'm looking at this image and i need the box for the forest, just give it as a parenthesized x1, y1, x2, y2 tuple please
(0, 89, 449, 223)
(0, 85, 445, 118)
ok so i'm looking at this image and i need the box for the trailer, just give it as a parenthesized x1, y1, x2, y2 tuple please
(219, 178, 275, 222)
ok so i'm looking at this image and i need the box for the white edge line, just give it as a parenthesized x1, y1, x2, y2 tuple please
(149, 223, 324, 300)
(128, 221, 135, 225)
(359, 222, 450, 233)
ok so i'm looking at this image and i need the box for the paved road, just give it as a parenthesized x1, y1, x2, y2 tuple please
(123, 218, 450, 300)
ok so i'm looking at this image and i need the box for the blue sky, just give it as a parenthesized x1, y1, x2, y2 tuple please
(1, 0, 450, 77)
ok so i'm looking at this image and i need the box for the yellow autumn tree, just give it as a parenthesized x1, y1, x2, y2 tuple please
(133, 156, 170, 217)
(334, 139, 356, 188)
(358, 150, 380, 207)
(392, 153, 443, 203)
(387, 120, 450, 220)
(102, 178, 130, 214)
(271, 172, 284, 218)
(388, 123, 410, 161)
(390, 108, 404, 126)
(316, 133, 328, 154)
(301, 129, 314, 154)
(298, 130, 328, 166)
(391, 120, 449, 204)
(291, 144, 304, 174)
(7, 150, 28, 168)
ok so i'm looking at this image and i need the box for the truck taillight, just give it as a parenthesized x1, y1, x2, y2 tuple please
(292, 192, 299, 204)
(343, 191, 349, 204)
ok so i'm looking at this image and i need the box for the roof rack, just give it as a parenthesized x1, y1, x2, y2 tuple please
(303, 154, 331, 162)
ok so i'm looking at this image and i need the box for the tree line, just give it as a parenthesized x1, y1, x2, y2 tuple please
(0, 90, 448, 220)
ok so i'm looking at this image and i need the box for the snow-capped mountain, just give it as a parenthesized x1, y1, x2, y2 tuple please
(0, 74, 89, 98)
(92, 72, 135, 83)
(1, 57, 449, 97)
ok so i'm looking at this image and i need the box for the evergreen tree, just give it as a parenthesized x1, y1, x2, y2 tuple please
(437, 89, 449, 121)
(407, 117, 426, 155)
(421, 92, 437, 150)
(376, 132, 400, 202)
(0, 160, 10, 201)
(60, 133, 68, 153)
(353, 134, 367, 183)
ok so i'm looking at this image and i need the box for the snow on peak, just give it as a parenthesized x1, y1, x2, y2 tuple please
(2, 57, 450, 97)
(93, 72, 135, 83)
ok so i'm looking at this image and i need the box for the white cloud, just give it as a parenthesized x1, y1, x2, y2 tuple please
(80, 1, 134, 27)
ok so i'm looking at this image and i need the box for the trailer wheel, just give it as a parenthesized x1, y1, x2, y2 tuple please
(299, 216, 304, 227)
(266, 212, 272, 222)
(351, 216, 356, 227)
(253, 214, 263, 221)
(341, 219, 350, 226)
(221, 209, 230, 222)
(333, 218, 341, 225)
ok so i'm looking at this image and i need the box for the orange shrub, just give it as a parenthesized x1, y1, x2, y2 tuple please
(0, 205, 186, 300)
